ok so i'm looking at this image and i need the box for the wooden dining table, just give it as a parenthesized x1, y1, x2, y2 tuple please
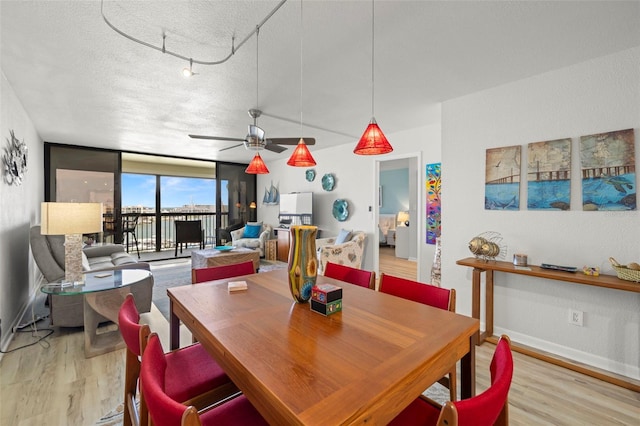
(168, 269, 479, 425)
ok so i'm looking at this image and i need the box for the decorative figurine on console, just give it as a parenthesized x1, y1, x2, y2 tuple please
(468, 231, 507, 261)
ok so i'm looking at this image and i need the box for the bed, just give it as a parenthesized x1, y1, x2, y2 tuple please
(378, 214, 397, 246)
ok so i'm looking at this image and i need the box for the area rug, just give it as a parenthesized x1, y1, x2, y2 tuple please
(151, 258, 288, 321)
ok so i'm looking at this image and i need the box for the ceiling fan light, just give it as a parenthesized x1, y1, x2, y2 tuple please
(245, 152, 269, 174)
(354, 117, 393, 155)
(287, 138, 316, 167)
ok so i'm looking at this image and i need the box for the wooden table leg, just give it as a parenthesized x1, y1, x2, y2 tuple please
(170, 298, 180, 350)
(471, 268, 482, 344)
(485, 270, 494, 341)
(460, 334, 477, 399)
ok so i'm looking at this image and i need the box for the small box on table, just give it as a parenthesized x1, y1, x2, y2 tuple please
(311, 283, 342, 303)
(311, 299, 342, 316)
(310, 283, 343, 316)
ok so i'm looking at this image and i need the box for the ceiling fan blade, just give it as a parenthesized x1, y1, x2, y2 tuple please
(264, 143, 288, 153)
(218, 143, 244, 152)
(269, 137, 316, 146)
(189, 134, 245, 142)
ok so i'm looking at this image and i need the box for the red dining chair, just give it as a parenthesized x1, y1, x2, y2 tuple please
(118, 294, 239, 426)
(141, 332, 268, 426)
(191, 260, 255, 284)
(379, 273, 457, 400)
(388, 335, 513, 426)
(324, 262, 376, 289)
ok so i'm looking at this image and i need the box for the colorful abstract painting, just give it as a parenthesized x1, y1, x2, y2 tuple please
(580, 128, 636, 211)
(426, 163, 441, 244)
(485, 146, 521, 210)
(527, 138, 571, 210)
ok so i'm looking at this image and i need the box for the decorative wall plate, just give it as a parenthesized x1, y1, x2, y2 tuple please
(322, 173, 335, 191)
(305, 169, 316, 182)
(332, 199, 349, 221)
(3, 130, 28, 186)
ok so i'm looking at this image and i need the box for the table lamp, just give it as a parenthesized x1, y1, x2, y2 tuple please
(41, 202, 103, 284)
(397, 211, 410, 227)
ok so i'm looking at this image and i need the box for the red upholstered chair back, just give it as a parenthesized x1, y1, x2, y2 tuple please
(324, 262, 376, 289)
(118, 293, 149, 357)
(446, 335, 514, 425)
(140, 333, 196, 426)
(379, 273, 455, 312)
(192, 260, 255, 284)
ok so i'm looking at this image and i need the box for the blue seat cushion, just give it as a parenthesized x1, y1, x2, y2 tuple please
(243, 223, 262, 238)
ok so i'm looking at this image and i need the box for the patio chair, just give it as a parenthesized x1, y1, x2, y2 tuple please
(122, 213, 141, 258)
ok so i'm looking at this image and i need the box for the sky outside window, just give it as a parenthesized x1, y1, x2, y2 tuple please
(122, 173, 225, 210)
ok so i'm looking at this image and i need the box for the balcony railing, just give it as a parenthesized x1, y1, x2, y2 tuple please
(118, 212, 232, 253)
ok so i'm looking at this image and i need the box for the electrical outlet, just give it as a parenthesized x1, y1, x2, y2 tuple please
(569, 309, 584, 326)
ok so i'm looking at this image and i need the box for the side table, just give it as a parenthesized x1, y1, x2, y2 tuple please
(41, 269, 153, 358)
(265, 239, 277, 261)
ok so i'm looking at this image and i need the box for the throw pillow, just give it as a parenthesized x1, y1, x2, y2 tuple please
(335, 229, 352, 244)
(243, 223, 262, 238)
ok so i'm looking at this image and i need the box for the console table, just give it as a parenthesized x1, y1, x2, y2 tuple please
(456, 257, 640, 392)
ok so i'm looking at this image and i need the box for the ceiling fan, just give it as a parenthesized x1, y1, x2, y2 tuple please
(188, 109, 316, 154)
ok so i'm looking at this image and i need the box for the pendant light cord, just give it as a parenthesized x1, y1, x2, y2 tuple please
(300, 0, 304, 137)
(371, 0, 375, 118)
(256, 26, 260, 113)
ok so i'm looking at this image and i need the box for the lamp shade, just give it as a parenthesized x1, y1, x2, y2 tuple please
(41, 202, 103, 235)
(245, 152, 269, 174)
(249, 202, 257, 209)
(354, 118, 393, 155)
(397, 211, 410, 226)
(287, 138, 317, 167)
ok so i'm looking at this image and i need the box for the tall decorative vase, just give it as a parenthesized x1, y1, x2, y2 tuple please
(288, 225, 318, 303)
(430, 237, 442, 287)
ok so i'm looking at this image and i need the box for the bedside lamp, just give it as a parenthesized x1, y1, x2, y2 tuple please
(397, 211, 410, 227)
(41, 202, 103, 284)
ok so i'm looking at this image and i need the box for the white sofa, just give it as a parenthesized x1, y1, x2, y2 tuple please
(230, 222, 273, 257)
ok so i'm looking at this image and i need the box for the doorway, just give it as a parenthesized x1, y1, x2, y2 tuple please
(375, 154, 421, 282)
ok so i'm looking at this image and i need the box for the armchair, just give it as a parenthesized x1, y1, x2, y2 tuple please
(230, 222, 273, 257)
(316, 231, 367, 275)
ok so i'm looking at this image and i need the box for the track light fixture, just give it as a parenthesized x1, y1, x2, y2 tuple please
(182, 59, 196, 78)
(101, 0, 287, 73)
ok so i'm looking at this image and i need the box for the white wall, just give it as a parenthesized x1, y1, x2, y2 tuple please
(443, 47, 640, 379)
(0, 71, 44, 351)
(257, 117, 441, 281)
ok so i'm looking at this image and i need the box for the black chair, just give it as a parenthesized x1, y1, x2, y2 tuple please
(122, 213, 141, 258)
(175, 220, 204, 257)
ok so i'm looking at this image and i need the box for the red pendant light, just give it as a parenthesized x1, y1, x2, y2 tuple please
(354, 117, 392, 155)
(245, 152, 269, 174)
(354, 0, 392, 156)
(287, 138, 316, 167)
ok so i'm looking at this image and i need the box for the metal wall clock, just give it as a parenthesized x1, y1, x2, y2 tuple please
(3, 130, 28, 186)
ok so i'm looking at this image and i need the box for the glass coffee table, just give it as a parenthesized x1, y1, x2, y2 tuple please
(41, 269, 152, 358)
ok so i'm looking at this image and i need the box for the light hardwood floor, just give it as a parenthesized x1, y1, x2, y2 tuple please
(1, 256, 638, 425)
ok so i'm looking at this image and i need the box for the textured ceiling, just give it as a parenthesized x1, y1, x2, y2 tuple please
(1, 1, 639, 165)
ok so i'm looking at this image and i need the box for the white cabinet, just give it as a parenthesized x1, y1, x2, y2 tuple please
(395, 226, 410, 259)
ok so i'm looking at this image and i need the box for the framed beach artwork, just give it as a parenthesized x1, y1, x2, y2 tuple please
(485, 145, 521, 210)
(580, 128, 636, 211)
(527, 138, 571, 210)
(426, 163, 441, 244)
